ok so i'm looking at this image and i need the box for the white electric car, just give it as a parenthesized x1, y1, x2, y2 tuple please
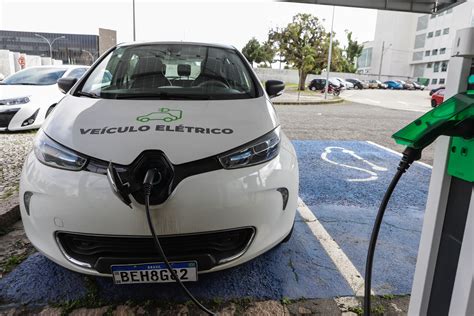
(0, 65, 89, 131)
(20, 42, 299, 282)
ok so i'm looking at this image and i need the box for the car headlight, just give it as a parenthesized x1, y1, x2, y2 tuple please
(0, 96, 30, 105)
(34, 131, 87, 171)
(218, 127, 280, 169)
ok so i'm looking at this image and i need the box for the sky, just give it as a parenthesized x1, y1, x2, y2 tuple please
(0, 0, 377, 50)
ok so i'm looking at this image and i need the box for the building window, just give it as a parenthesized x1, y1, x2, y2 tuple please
(440, 48, 446, 54)
(434, 62, 440, 72)
(435, 30, 441, 37)
(417, 15, 429, 31)
(413, 51, 424, 61)
(427, 32, 434, 38)
(425, 50, 431, 56)
(427, 62, 432, 68)
(443, 28, 450, 35)
(432, 49, 438, 55)
(413, 64, 425, 77)
(414, 33, 426, 49)
(357, 47, 372, 68)
(432, 78, 438, 84)
(439, 78, 446, 84)
(441, 61, 448, 72)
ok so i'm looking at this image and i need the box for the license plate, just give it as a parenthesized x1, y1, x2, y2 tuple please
(111, 261, 198, 284)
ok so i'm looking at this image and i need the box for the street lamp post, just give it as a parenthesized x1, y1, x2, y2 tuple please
(35, 34, 66, 59)
(132, 0, 136, 41)
(324, 6, 335, 100)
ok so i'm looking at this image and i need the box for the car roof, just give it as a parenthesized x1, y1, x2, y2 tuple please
(25, 65, 89, 70)
(117, 41, 235, 50)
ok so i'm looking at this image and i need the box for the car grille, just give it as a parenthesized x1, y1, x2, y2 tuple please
(56, 228, 255, 273)
(0, 109, 19, 128)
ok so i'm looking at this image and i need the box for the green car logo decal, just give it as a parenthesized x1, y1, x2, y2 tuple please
(136, 108, 183, 123)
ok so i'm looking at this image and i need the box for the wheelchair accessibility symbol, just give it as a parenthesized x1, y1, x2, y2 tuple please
(321, 146, 388, 182)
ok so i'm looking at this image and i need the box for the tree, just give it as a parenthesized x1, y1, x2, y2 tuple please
(268, 13, 330, 90)
(258, 41, 276, 67)
(341, 31, 364, 73)
(242, 38, 275, 67)
(242, 38, 261, 67)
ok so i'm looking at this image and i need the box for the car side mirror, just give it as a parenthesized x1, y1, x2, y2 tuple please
(57, 77, 78, 94)
(265, 80, 285, 98)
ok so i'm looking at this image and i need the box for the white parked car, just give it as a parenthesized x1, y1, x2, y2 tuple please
(20, 42, 299, 282)
(0, 65, 89, 131)
(333, 77, 354, 90)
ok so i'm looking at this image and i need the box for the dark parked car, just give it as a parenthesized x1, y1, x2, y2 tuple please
(346, 78, 365, 89)
(308, 78, 340, 91)
(397, 80, 415, 90)
(429, 86, 445, 96)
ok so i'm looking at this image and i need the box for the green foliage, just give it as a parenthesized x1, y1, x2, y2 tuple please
(341, 30, 364, 73)
(2, 254, 27, 273)
(243, 13, 365, 90)
(268, 13, 329, 90)
(242, 38, 275, 67)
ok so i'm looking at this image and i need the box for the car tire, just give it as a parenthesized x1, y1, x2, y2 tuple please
(431, 99, 437, 108)
(310, 86, 316, 91)
(45, 105, 56, 118)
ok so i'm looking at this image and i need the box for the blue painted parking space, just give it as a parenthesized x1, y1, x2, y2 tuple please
(294, 140, 431, 294)
(0, 140, 431, 304)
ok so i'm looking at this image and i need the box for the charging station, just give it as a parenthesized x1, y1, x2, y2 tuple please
(408, 27, 474, 316)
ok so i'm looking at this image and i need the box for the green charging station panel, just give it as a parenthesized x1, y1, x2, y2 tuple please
(448, 136, 473, 182)
(393, 74, 474, 183)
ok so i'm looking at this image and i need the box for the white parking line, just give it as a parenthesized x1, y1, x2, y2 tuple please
(297, 197, 369, 296)
(364, 98, 381, 104)
(397, 101, 409, 105)
(366, 141, 433, 169)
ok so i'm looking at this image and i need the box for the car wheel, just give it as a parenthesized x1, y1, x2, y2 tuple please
(45, 105, 56, 118)
(310, 86, 316, 91)
(139, 118, 149, 122)
(431, 99, 437, 108)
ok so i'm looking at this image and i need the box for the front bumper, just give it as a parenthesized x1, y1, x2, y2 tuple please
(0, 103, 44, 131)
(20, 139, 298, 276)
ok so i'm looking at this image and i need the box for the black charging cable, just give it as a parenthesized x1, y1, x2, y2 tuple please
(143, 168, 216, 316)
(363, 147, 421, 316)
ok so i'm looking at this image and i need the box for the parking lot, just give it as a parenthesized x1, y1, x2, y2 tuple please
(0, 95, 432, 314)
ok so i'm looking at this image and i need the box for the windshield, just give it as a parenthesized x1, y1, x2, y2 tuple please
(2, 67, 66, 85)
(78, 44, 258, 100)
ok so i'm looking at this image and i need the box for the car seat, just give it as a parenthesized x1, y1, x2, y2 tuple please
(131, 57, 170, 89)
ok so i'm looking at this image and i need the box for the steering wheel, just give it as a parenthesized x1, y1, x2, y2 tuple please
(197, 80, 229, 89)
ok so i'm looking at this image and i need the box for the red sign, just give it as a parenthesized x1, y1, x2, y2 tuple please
(18, 55, 26, 68)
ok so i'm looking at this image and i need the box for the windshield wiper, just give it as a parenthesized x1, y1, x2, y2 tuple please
(112, 93, 212, 100)
(75, 91, 100, 98)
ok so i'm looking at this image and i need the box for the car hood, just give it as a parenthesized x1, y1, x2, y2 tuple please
(43, 95, 279, 165)
(0, 84, 57, 99)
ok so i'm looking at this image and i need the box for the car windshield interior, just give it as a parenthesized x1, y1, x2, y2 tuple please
(1, 67, 67, 85)
(78, 44, 258, 100)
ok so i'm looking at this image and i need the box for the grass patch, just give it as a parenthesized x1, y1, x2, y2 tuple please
(1, 253, 28, 273)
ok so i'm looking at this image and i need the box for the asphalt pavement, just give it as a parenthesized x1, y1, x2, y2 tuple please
(0, 140, 431, 305)
(275, 101, 435, 165)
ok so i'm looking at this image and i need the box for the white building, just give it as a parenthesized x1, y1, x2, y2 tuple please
(357, 0, 474, 88)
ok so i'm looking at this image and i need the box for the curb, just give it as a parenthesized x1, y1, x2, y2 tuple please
(0, 195, 20, 228)
(273, 98, 344, 105)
